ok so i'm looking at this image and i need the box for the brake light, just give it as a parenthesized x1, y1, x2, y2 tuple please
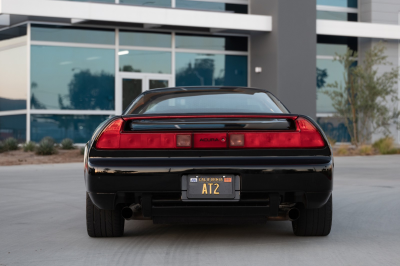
(295, 117, 325, 148)
(96, 118, 124, 149)
(95, 117, 325, 150)
(229, 118, 325, 149)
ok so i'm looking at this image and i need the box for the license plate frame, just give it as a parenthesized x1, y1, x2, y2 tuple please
(184, 174, 237, 200)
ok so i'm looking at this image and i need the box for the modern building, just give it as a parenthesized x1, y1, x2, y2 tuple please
(0, 0, 399, 144)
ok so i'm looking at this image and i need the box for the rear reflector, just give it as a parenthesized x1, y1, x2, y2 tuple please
(95, 117, 325, 150)
(230, 134, 244, 147)
(177, 135, 191, 147)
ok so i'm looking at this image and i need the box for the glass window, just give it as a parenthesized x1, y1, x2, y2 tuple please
(176, 53, 247, 87)
(176, 34, 248, 52)
(317, 11, 357, 21)
(317, 0, 357, 8)
(66, 0, 115, 3)
(31, 25, 115, 45)
(119, 31, 171, 48)
(31, 46, 115, 110)
(316, 59, 346, 113)
(0, 25, 27, 41)
(119, 50, 171, 74)
(0, 44, 27, 111)
(127, 88, 288, 115)
(0, 115, 26, 142)
(176, 0, 247, 14)
(119, 0, 171, 7)
(31, 115, 109, 143)
(317, 117, 351, 142)
(317, 44, 349, 57)
(317, 35, 357, 56)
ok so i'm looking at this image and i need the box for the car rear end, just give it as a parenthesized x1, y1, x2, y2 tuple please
(84, 87, 333, 237)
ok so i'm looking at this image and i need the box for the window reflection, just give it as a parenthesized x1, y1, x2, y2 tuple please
(317, 43, 348, 57)
(0, 44, 27, 111)
(66, 0, 115, 3)
(176, 53, 247, 87)
(31, 25, 115, 45)
(119, 50, 171, 74)
(316, 59, 347, 113)
(176, 34, 248, 52)
(31, 115, 109, 143)
(317, 11, 357, 21)
(317, 117, 351, 142)
(31, 46, 115, 110)
(0, 115, 26, 142)
(176, 0, 247, 13)
(119, 31, 171, 48)
(119, 0, 171, 7)
(317, 0, 357, 8)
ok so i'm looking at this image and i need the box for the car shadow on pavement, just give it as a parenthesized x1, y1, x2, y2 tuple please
(123, 220, 295, 239)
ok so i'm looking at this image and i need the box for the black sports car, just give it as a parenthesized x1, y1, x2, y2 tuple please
(84, 87, 333, 237)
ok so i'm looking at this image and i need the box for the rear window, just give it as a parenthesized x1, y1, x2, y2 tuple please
(125, 88, 289, 115)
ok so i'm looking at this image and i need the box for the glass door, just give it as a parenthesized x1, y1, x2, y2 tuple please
(118, 73, 172, 114)
(122, 78, 143, 111)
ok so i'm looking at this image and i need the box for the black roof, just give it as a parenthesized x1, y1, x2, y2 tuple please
(145, 86, 270, 94)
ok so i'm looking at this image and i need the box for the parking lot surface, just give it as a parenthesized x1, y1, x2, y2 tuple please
(1, 155, 400, 266)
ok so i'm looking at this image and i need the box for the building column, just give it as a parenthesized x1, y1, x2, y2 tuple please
(250, 0, 317, 118)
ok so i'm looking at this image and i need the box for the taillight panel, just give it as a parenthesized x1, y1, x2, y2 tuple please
(95, 118, 124, 149)
(193, 133, 227, 149)
(95, 117, 326, 150)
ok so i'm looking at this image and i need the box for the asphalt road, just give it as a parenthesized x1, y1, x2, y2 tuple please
(1, 155, 400, 266)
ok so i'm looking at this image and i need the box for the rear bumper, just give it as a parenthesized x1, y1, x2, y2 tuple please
(85, 156, 333, 212)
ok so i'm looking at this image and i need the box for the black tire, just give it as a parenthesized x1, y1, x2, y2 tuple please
(86, 193, 125, 237)
(292, 195, 332, 236)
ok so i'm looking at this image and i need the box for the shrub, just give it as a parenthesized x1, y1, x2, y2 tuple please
(80, 147, 85, 155)
(336, 145, 350, 156)
(23, 141, 36, 152)
(42, 136, 56, 146)
(36, 138, 57, 155)
(4, 137, 18, 151)
(61, 138, 74, 150)
(372, 137, 398, 154)
(358, 145, 373, 156)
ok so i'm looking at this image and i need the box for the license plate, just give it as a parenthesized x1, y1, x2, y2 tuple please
(186, 174, 235, 199)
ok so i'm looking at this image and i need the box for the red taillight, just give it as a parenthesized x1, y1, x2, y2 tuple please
(96, 120, 193, 150)
(95, 117, 325, 150)
(96, 118, 124, 149)
(229, 118, 325, 149)
(295, 117, 325, 148)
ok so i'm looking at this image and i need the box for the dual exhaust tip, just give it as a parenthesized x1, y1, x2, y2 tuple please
(122, 204, 150, 220)
(267, 208, 300, 221)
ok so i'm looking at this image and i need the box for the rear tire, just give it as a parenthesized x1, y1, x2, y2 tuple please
(292, 195, 332, 236)
(86, 193, 125, 237)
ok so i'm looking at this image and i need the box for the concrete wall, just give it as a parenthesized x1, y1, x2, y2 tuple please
(250, 0, 317, 118)
(359, 0, 400, 143)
